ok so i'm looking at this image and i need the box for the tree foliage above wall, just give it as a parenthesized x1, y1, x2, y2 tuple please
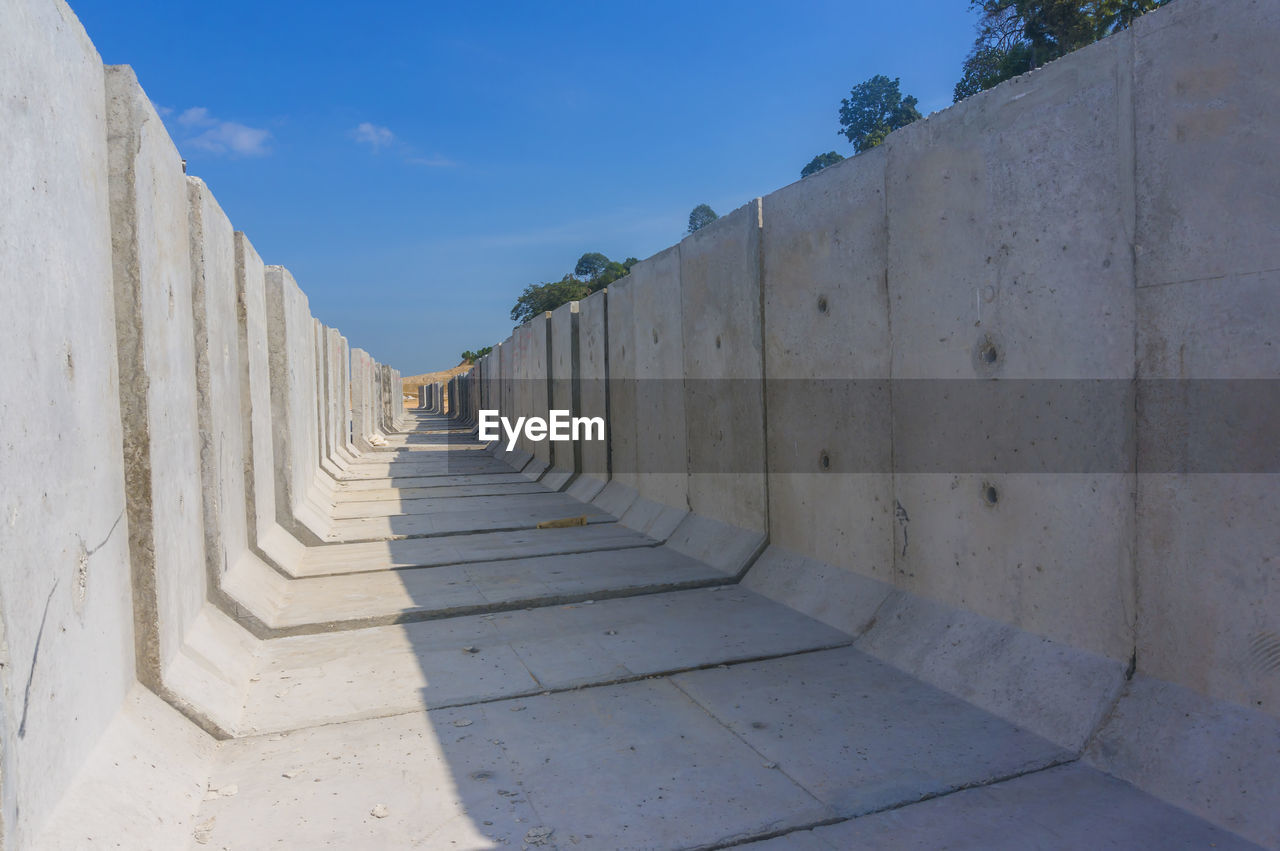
(838, 75, 923, 154)
(687, 204, 719, 234)
(955, 0, 1170, 101)
(509, 253, 639, 324)
(801, 151, 846, 178)
(507, 2, 1176, 331)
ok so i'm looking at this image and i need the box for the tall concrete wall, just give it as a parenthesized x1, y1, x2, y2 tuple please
(1081, 4, 1280, 837)
(680, 200, 768, 533)
(761, 143, 894, 583)
(0, 1, 407, 842)
(573, 290, 611, 496)
(235, 232, 304, 572)
(891, 31, 1135, 661)
(106, 64, 218, 719)
(493, 0, 1274, 699)
(610, 246, 687, 508)
(548, 300, 579, 483)
(485, 0, 1278, 839)
(0, 5, 134, 846)
(602, 279, 637, 492)
(191, 179, 248, 600)
(1129, 0, 1279, 716)
(264, 267, 332, 541)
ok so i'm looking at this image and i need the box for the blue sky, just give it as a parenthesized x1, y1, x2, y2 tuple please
(73, 0, 977, 372)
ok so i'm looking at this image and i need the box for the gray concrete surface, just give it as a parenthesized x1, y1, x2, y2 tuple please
(577, 289, 612, 487)
(627, 246, 690, 510)
(107, 66, 249, 734)
(264, 266, 335, 541)
(0, 4, 134, 844)
(547, 299, 580, 486)
(680, 199, 768, 533)
(881, 28, 1137, 661)
(744, 762, 1265, 850)
(6, 0, 1278, 847)
(761, 145, 895, 584)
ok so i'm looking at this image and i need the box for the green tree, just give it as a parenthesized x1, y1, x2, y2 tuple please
(460, 346, 493, 364)
(687, 204, 718, 234)
(587, 257, 639, 292)
(573, 252, 610, 280)
(838, 75, 922, 153)
(801, 151, 845, 178)
(1095, 0, 1168, 34)
(954, 43, 1035, 101)
(955, 0, 1167, 102)
(509, 275, 590, 324)
(507, 254, 639, 325)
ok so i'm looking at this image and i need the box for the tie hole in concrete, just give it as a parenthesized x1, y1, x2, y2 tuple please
(973, 333, 1004, 375)
(982, 482, 999, 506)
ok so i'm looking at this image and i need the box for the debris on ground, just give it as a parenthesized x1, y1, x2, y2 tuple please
(524, 825, 555, 846)
(193, 817, 216, 845)
(204, 784, 237, 800)
(535, 516, 586, 529)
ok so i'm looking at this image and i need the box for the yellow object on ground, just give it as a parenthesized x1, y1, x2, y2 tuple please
(536, 515, 588, 529)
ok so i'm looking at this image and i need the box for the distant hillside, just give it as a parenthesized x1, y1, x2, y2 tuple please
(400, 361, 474, 406)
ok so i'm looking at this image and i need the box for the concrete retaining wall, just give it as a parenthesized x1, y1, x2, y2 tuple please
(483, 0, 1279, 841)
(545, 300, 578, 487)
(0, 5, 134, 846)
(106, 64, 228, 724)
(234, 232, 302, 571)
(0, 1, 409, 842)
(1129, 0, 1280, 716)
(576, 290, 611, 493)
(680, 200, 768, 533)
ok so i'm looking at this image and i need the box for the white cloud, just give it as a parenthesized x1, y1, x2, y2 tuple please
(168, 106, 271, 157)
(177, 106, 215, 127)
(187, 122, 271, 156)
(406, 155, 457, 168)
(352, 122, 458, 168)
(353, 122, 395, 149)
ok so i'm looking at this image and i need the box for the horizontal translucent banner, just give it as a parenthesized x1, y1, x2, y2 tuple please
(456, 379, 1280, 474)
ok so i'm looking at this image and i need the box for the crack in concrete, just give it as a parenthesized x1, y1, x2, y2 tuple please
(295, 541, 662, 579)
(667, 676, 831, 813)
(699, 757, 1079, 850)
(316, 516, 619, 546)
(18, 580, 59, 738)
(256, 575, 739, 638)
(84, 509, 125, 558)
(234, 641, 857, 740)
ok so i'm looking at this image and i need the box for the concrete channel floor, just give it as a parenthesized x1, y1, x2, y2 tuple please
(189, 411, 1262, 849)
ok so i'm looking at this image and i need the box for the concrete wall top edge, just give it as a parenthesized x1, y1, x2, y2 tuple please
(680, 196, 763, 248)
